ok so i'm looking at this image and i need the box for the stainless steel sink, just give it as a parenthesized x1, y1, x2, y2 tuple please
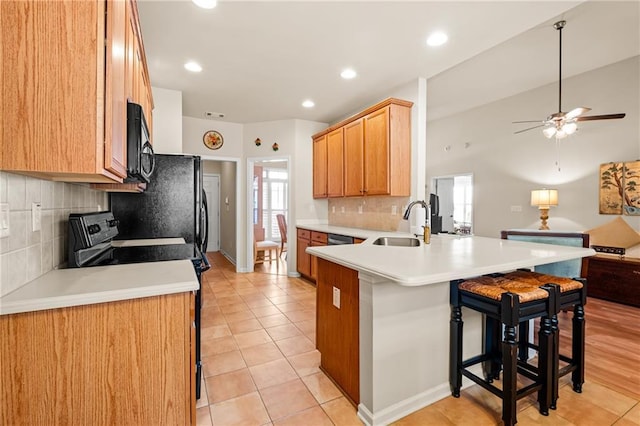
(372, 237, 421, 247)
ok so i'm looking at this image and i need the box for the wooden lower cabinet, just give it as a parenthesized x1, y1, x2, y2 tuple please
(316, 258, 359, 404)
(0, 292, 195, 425)
(297, 228, 328, 282)
(586, 255, 640, 307)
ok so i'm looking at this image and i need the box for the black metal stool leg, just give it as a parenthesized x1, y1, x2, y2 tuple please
(518, 321, 530, 362)
(572, 303, 585, 393)
(501, 293, 518, 426)
(483, 316, 501, 381)
(450, 281, 463, 397)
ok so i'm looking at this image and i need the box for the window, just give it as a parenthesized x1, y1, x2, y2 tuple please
(262, 168, 288, 241)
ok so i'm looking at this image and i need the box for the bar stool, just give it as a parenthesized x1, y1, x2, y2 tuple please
(508, 270, 586, 408)
(450, 274, 561, 426)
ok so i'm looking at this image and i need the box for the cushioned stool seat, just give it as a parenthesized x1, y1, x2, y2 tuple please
(450, 274, 561, 426)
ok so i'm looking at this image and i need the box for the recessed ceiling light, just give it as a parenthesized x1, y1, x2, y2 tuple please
(192, 0, 217, 9)
(302, 100, 315, 108)
(184, 61, 202, 72)
(426, 31, 448, 47)
(340, 68, 357, 79)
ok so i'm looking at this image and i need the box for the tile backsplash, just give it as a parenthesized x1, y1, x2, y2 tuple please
(328, 196, 410, 231)
(0, 172, 108, 297)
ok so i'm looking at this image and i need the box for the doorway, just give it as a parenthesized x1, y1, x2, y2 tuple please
(434, 174, 473, 234)
(248, 158, 290, 275)
(203, 174, 220, 252)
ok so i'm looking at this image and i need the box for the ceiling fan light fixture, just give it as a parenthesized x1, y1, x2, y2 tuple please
(555, 129, 567, 139)
(562, 121, 578, 135)
(543, 126, 557, 139)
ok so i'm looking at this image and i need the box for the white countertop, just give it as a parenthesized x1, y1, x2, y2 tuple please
(111, 238, 186, 247)
(296, 223, 406, 240)
(0, 260, 199, 315)
(307, 234, 595, 286)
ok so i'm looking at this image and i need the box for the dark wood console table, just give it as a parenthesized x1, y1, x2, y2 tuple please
(585, 255, 640, 307)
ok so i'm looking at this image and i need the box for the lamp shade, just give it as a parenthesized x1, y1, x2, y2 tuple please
(531, 189, 558, 208)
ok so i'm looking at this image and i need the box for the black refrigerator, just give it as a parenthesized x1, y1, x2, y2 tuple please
(110, 153, 208, 250)
(110, 153, 209, 399)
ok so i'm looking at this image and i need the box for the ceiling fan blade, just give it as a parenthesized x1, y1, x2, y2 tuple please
(565, 107, 591, 119)
(575, 113, 626, 122)
(512, 120, 544, 124)
(514, 124, 545, 134)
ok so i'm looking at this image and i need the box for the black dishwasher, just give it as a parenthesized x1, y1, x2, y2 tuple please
(328, 233, 354, 245)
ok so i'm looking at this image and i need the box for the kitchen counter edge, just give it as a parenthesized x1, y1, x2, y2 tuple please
(0, 259, 199, 316)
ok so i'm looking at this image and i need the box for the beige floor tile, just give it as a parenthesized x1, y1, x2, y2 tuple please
(251, 304, 282, 318)
(202, 350, 246, 377)
(616, 402, 640, 426)
(392, 404, 456, 425)
(249, 358, 299, 389)
(224, 310, 256, 323)
(234, 329, 273, 349)
(516, 405, 575, 426)
(259, 378, 319, 421)
(272, 405, 334, 426)
(206, 368, 257, 404)
(276, 302, 306, 313)
(562, 380, 637, 417)
(258, 313, 292, 328)
(293, 319, 315, 335)
(243, 297, 274, 308)
(209, 391, 270, 426)
(216, 295, 244, 306)
(301, 372, 343, 404)
(268, 295, 296, 305)
(321, 397, 363, 426)
(287, 350, 321, 377)
(265, 323, 302, 341)
(283, 309, 315, 323)
(552, 384, 625, 425)
(275, 335, 315, 357)
(196, 405, 213, 426)
(202, 335, 238, 357)
(262, 288, 288, 298)
(240, 341, 285, 367)
(227, 318, 264, 334)
(219, 302, 251, 314)
(201, 324, 232, 340)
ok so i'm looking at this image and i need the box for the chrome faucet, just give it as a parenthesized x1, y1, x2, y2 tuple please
(403, 200, 428, 221)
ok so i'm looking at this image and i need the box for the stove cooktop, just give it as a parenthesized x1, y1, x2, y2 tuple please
(86, 243, 202, 267)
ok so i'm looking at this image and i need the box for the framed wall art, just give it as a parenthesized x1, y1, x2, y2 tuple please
(599, 161, 640, 216)
(203, 130, 223, 150)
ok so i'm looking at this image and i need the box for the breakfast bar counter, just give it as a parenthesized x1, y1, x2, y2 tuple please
(307, 234, 595, 426)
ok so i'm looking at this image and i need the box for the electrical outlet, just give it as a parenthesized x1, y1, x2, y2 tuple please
(0, 203, 9, 238)
(32, 202, 42, 232)
(332, 287, 340, 309)
(510, 205, 522, 212)
(391, 205, 397, 215)
(332, 206, 336, 213)
(358, 205, 363, 214)
(341, 206, 345, 213)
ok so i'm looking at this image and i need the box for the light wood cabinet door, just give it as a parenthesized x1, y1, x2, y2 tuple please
(313, 135, 328, 198)
(363, 106, 390, 195)
(104, 0, 128, 178)
(0, 293, 194, 425)
(297, 235, 311, 278)
(316, 258, 360, 404)
(343, 119, 365, 196)
(326, 128, 344, 197)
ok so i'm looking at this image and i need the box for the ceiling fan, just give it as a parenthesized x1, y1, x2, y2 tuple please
(513, 20, 625, 139)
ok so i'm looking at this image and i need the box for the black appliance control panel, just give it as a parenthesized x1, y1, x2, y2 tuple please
(69, 211, 119, 250)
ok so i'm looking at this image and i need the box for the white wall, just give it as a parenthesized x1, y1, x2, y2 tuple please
(150, 87, 183, 154)
(182, 116, 244, 158)
(426, 56, 640, 237)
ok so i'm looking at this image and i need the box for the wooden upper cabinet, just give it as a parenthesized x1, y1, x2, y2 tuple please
(343, 119, 364, 196)
(363, 107, 390, 195)
(313, 135, 328, 198)
(326, 128, 344, 197)
(0, 0, 152, 184)
(311, 98, 412, 198)
(104, 0, 128, 179)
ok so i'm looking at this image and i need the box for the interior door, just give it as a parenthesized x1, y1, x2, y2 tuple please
(203, 175, 220, 252)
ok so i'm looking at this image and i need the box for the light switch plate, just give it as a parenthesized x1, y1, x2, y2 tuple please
(32, 202, 41, 232)
(0, 203, 9, 238)
(332, 286, 340, 309)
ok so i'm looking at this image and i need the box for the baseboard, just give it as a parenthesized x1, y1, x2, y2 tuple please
(357, 383, 451, 426)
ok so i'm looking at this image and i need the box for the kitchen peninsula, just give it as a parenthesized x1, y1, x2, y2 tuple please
(307, 234, 595, 426)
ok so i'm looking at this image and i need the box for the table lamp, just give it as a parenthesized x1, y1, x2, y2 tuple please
(531, 189, 558, 230)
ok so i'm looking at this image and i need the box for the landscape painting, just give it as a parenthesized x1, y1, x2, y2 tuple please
(599, 161, 640, 215)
